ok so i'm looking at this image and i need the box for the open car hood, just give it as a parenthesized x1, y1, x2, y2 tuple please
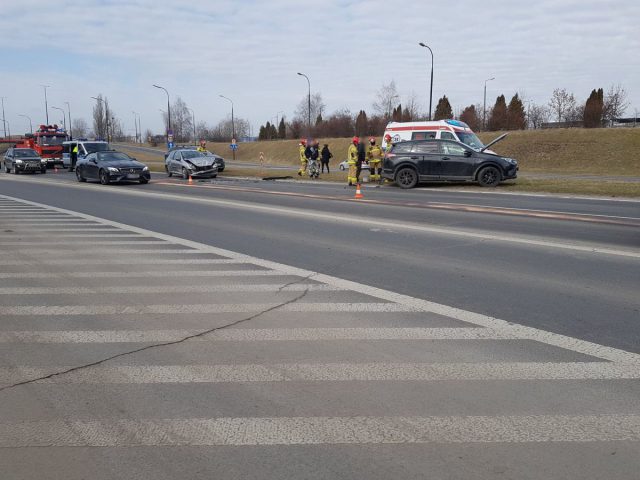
(480, 133, 508, 153)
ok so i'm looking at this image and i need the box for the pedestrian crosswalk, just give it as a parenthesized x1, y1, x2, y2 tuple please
(1, 193, 640, 477)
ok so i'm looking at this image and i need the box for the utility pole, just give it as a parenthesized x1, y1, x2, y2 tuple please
(132, 111, 139, 143)
(418, 43, 434, 121)
(483, 77, 495, 130)
(51, 107, 66, 130)
(41, 85, 50, 124)
(64, 102, 72, 139)
(0, 97, 6, 137)
(297, 72, 311, 139)
(219, 95, 236, 161)
(18, 114, 33, 133)
(153, 84, 171, 137)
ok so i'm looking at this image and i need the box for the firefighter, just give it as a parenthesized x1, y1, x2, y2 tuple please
(197, 140, 207, 152)
(69, 143, 78, 172)
(384, 133, 393, 154)
(347, 136, 359, 186)
(367, 137, 383, 183)
(298, 139, 307, 176)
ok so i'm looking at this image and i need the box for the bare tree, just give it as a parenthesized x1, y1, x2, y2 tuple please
(161, 97, 192, 143)
(71, 118, 89, 138)
(92, 95, 108, 140)
(294, 93, 325, 130)
(527, 104, 550, 129)
(603, 84, 629, 125)
(372, 80, 399, 117)
(210, 116, 251, 142)
(403, 92, 422, 121)
(548, 88, 576, 122)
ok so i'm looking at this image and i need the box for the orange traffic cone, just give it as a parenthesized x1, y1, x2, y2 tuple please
(188, 174, 193, 185)
(354, 183, 364, 199)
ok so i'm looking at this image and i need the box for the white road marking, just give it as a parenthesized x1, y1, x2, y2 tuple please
(2, 414, 640, 446)
(0, 258, 242, 266)
(0, 240, 168, 246)
(3, 362, 639, 385)
(0, 327, 516, 343)
(0, 284, 339, 296)
(0, 303, 413, 316)
(12, 248, 208, 255)
(0, 270, 283, 279)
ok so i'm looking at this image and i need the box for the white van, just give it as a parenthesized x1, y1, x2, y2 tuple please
(62, 140, 110, 169)
(382, 120, 488, 151)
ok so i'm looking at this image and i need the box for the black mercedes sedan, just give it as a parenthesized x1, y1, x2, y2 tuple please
(382, 137, 518, 188)
(75, 150, 151, 185)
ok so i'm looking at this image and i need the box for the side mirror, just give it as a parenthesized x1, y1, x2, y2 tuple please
(464, 150, 473, 157)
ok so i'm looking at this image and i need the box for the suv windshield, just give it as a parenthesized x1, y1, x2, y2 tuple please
(13, 149, 39, 158)
(456, 132, 484, 150)
(98, 152, 132, 162)
(83, 142, 110, 154)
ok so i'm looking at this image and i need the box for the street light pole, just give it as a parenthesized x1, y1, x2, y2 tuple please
(132, 111, 139, 143)
(219, 95, 235, 160)
(187, 108, 196, 144)
(64, 102, 72, 139)
(18, 114, 33, 134)
(91, 96, 110, 141)
(2, 119, 10, 138)
(0, 97, 6, 137)
(483, 77, 495, 131)
(297, 72, 311, 139)
(419, 43, 434, 121)
(153, 84, 171, 135)
(51, 107, 66, 131)
(41, 85, 50, 125)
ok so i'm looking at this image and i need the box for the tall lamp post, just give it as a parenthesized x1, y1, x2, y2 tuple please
(1, 119, 10, 138)
(132, 111, 140, 143)
(219, 95, 236, 161)
(51, 107, 66, 130)
(41, 85, 50, 124)
(418, 43, 434, 121)
(153, 84, 171, 138)
(18, 114, 33, 134)
(297, 72, 311, 138)
(91, 96, 110, 141)
(483, 77, 495, 130)
(0, 97, 6, 137)
(187, 107, 196, 144)
(64, 102, 72, 139)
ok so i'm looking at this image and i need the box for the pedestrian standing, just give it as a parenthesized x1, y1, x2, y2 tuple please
(321, 143, 332, 173)
(69, 143, 78, 172)
(298, 139, 307, 176)
(356, 138, 366, 184)
(347, 136, 359, 186)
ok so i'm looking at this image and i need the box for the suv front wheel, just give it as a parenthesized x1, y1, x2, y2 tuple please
(477, 165, 501, 187)
(395, 167, 418, 189)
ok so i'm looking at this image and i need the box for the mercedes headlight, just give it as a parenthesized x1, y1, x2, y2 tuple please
(15, 159, 23, 164)
(40, 158, 47, 163)
(142, 166, 149, 171)
(108, 167, 120, 173)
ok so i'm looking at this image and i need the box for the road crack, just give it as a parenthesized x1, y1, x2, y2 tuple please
(0, 277, 314, 393)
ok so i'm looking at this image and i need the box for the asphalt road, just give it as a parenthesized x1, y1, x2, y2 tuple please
(1, 171, 639, 479)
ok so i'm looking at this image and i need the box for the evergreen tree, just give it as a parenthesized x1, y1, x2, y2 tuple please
(355, 110, 368, 136)
(433, 95, 453, 120)
(459, 105, 480, 131)
(270, 123, 278, 139)
(278, 118, 286, 139)
(507, 93, 526, 130)
(584, 88, 604, 128)
(488, 95, 508, 131)
(258, 125, 266, 140)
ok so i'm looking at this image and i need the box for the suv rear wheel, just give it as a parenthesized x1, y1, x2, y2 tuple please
(477, 165, 501, 187)
(395, 167, 418, 189)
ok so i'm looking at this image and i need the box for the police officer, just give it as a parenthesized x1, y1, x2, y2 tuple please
(69, 143, 78, 172)
(347, 136, 359, 186)
(367, 137, 383, 184)
(298, 139, 307, 176)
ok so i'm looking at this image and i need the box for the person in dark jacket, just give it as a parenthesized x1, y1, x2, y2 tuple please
(356, 140, 366, 183)
(320, 143, 332, 173)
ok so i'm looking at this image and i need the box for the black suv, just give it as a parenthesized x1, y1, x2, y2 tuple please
(382, 138, 518, 188)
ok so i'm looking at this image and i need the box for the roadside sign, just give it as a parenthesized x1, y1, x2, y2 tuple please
(168, 141, 174, 149)
(230, 144, 238, 150)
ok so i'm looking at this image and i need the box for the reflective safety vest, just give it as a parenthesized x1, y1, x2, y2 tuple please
(72, 145, 78, 154)
(299, 145, 307, 163)
(347, 144, 358, 164)
(368, 145, 382, 162)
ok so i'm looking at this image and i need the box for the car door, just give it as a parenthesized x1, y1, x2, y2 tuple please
(84, 153, 99, 179)
(5, 148, 13, 170)
(173, 152, 184, 173)
(439, 141, 474, 178)
(411, 142, 441, 178)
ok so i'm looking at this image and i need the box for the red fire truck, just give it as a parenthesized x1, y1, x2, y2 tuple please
(15, 124, 69, 167)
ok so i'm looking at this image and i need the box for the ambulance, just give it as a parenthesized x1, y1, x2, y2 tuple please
(382, 119, 491, 152)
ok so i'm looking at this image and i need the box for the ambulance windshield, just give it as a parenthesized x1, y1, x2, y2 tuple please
(456, 131, 484, 150)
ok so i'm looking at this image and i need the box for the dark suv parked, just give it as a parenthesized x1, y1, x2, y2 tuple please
(382, 138, 518, 188)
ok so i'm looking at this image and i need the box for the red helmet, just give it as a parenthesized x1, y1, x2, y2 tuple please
(352, 136, 359, 144)
(300, 139, 307, 146)
(384, 134, 392, 142)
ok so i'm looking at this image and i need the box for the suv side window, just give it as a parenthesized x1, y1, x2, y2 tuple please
(391, 143, 412, 154)
(442, 141, 467, 156)
(6, 148, 13, 157)
(440, 131, 456, 140)
(411, 142, 440, 154)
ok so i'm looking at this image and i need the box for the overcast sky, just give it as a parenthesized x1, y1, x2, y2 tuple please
(1, 0, 638, 137)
